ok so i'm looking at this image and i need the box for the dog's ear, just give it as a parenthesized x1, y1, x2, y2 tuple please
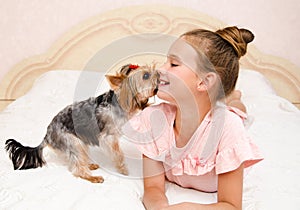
(119, 64, 132, 76)
(105, 74, 125, 90)
(120, 64, 140, 76)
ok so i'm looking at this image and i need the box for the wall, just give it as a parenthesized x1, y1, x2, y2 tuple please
(0, 0, 299, 81)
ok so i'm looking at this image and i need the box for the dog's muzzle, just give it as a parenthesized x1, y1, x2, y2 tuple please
(154, 72, 160, 94)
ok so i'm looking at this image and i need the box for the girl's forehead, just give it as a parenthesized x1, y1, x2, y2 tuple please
(167, 39, 203, 74)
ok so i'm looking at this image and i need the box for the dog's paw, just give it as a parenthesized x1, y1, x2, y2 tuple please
(88, 163, 100, 170)
(118, 166, 129, 176)
(79, 175, 104, 183)
(89, 176, 104, 183)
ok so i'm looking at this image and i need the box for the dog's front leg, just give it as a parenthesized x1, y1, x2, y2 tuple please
(110, 138, 128, 176)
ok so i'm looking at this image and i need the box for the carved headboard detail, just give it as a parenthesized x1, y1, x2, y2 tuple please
(0, 5, 299, 110)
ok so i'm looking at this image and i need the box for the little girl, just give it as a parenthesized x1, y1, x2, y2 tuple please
(123, 26, 263, 210)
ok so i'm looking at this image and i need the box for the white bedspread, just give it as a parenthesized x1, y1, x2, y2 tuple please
(1, 70, 300, 210)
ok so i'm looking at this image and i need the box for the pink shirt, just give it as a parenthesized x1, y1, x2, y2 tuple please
(122, 103, 263, 192)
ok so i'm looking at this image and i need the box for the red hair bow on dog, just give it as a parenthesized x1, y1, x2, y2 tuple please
(129, 64, 139, 69)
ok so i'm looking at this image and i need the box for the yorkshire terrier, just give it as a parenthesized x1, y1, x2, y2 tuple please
(5, 64, 159, 183)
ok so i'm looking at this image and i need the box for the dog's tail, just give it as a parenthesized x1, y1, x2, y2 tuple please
(5, 139, 46, 170)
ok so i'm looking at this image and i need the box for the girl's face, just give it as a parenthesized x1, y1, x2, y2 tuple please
(157, 38, 222, 117)
(157, 38, 207, 105)
(157, 54, 201, 105)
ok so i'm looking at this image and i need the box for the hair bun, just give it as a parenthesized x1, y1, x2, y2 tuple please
(216, 26, 254, 58)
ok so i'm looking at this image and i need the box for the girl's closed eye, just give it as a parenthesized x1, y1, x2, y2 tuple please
(167, 55, 182, 68)
(169, 58, 181, 68)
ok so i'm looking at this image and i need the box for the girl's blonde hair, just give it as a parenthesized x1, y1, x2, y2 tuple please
(181, 26, 254, 99)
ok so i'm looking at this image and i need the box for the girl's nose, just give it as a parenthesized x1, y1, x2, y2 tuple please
(157, 65, 168, 75)
(157, 63, 168, 75)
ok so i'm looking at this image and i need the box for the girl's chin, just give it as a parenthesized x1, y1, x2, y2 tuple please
(157, 90, 175, 103)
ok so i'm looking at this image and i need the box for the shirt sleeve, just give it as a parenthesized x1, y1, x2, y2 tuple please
(122, 103, 173, 161)
(215, 111, 263, 174)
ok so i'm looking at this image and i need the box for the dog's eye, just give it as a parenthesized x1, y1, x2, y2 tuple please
(143, 72, 150, 80)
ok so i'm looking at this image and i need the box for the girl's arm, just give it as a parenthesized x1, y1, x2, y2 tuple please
(143, 155, 169, 210)
(164, 164, 244, 210)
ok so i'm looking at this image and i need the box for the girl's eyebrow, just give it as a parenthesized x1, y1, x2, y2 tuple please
(167, 54, 182, 62)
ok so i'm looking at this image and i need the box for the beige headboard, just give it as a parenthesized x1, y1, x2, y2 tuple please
(1, 5, 299, 111)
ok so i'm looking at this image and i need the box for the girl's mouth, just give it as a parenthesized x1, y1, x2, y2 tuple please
(159, 79, 170, 86)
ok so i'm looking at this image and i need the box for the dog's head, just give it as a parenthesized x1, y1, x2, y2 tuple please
(105, 64, 159, 113)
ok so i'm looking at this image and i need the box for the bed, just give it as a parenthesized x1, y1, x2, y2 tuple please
(0, 5, 300, 210)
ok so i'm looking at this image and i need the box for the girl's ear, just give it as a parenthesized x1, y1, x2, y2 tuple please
(196, 72, 218, 91)
(105, 74, 125, 90)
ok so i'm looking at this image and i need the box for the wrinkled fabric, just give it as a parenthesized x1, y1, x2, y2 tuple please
(123, 102, 263, 192)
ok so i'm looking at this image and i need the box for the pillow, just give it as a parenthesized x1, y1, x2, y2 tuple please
(27, 69, 276, 101)
(28, 70, 109, 101)
(236, 69, 276, 96)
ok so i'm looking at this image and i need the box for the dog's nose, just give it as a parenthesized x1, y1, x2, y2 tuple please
(153, 70, 160, 79)
(155, 72, 160, 85)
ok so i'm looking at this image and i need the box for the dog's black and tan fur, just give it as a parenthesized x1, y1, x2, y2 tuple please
(5, 64, 159, 183)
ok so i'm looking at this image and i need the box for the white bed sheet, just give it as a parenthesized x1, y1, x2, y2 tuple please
(1, 70, 300, 210)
